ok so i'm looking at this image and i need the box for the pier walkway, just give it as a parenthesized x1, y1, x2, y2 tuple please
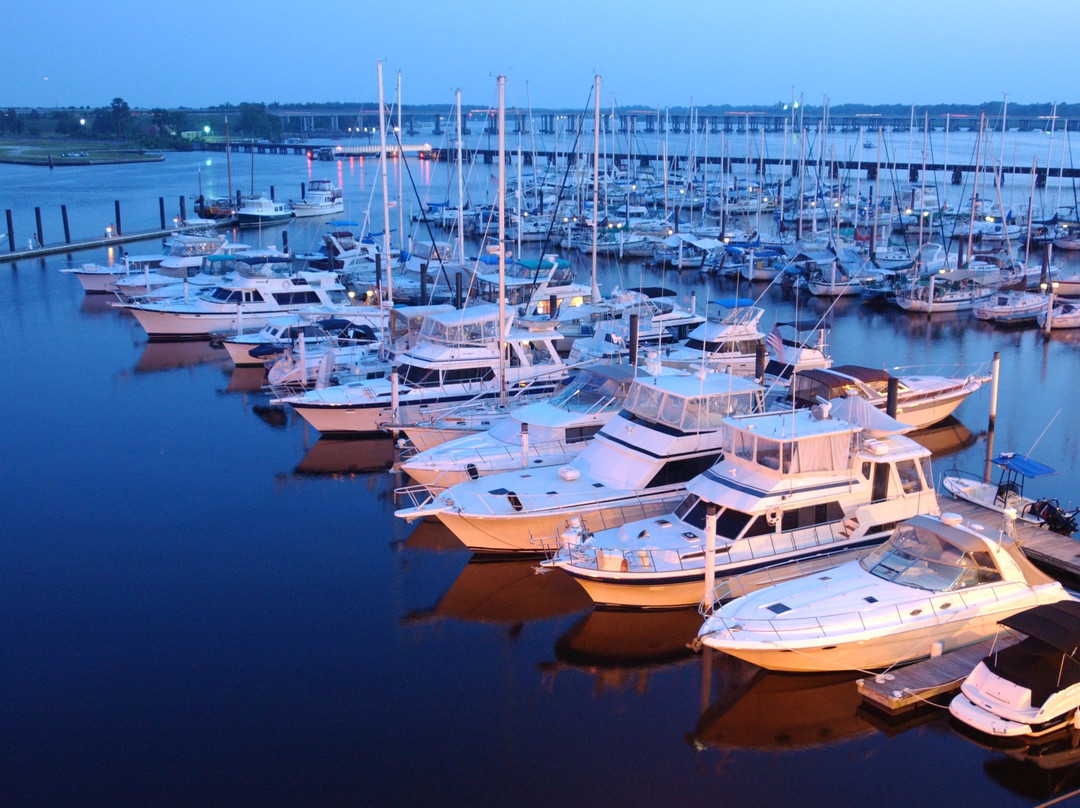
(2, 227, 192, 264)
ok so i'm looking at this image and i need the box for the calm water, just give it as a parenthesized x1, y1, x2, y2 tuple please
(3, 147, 1080, 807)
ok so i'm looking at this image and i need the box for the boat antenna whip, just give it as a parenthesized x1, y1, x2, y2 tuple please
(1026, 408, 1061, 457)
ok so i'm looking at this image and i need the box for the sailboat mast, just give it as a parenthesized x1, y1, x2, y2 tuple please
(497, 76, 507, 408)
(456, 90, 465, 264)
(397, 72, 405, 256)
(224, 116, 232, 199)
(377, 61, 393, 305)
(591, 75, 601, 302)
(965, 112, 985, 267)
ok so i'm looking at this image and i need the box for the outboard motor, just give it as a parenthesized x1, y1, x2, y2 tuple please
(1033, 498, 1080, 536)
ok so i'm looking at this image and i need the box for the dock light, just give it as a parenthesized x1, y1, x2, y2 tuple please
(105, 225, 113, 238)
(204, 125, 210, 135)
(79, 118, 85, 126)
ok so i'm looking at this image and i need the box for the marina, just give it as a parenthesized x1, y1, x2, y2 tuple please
(8, 126, 1080, 807)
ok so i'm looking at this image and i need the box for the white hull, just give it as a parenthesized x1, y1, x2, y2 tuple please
(290, 200, 345, 218)
(705, 594, 1064, 673)
(434, 491, 684, 554)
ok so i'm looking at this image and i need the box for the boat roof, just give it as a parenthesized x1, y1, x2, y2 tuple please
(905, 513, 998, 555)
(998, 600, 1080, 654)
(776, 319, 831, 331)
(992, 452, 1057, 478)
(828, 365, 894, 384)
(724, 408, 861, 440)
(655, 370, 760, 396)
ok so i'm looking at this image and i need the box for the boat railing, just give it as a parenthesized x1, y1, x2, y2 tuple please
(705, 581, 1031, 641)
(465, 487, 681, 524)
(394, 482, 440, 509)
(886, 358, 994, 383)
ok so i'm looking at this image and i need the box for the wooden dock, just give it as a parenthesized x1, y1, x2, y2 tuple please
(2, 227, 190, 264)
(857, 635, 1018, 714)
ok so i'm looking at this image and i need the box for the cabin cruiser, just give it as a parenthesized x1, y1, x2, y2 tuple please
(236, 194, 294, 225)
(548, 398, 940, 609)
(397, 363, 637, 490)
(651, 298, 764, 376)
(777, 364, 986, 430)
(121, 255, 352, 339)
(289, 179, 344, 218)
(275, 304, 570, 435)
(696, 512, 1073, 672)
(111, 237, 252, 301)
(265, 321, 383, 392)
(395, 368, 764, 554)
(949, 600, 1080, 742)
(62, 252, 166, 294)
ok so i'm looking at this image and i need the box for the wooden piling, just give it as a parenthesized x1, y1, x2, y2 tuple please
(159, 197, 166, 230)
(179, 196, 186, 224)
(887, 377, 899, 418)
(629, 313, 640, 366)
(61, 205, 70, 243)
(987, 351, 1000, 431)
(34, 207, 43, 247)
(114, 200, 122, 236)
(6, 210, 14, 252)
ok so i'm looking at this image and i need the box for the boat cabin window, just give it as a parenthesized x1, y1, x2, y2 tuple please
(209, 287, 265, 304)
(625, 386, 758, 432)
(644, 452, 721, 489)
(420, 317, 500, 346)
(273, 290, 322, 305)
(860, 523, 1002, 591)
(728, 430, 852, 474)
(683, 338, 760, 355)
(441, 366, 496, 384)
(896, 459, 924, 494)
(779, 502, 845, 531)
(550, 372, 630, 414)
(565, 425, 603, 444)
(398, 364, 440, 387)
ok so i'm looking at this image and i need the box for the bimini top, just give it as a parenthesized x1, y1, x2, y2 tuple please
(992, 452, 1057, 479)
(999, 600, 1080, 654)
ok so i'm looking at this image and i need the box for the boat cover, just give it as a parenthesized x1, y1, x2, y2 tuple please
(999, 601, 1080, 654)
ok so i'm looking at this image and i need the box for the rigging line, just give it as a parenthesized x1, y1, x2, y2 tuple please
(1027, 409, 1061, 457)
(390, 124, 457, 301)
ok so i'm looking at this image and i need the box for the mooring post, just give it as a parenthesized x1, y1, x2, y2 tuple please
(179, 196, 186, 225)
(34, 207, 43, 247)
(159, 197, 166, 230)
(270, 186, 275, 201)
(61, 204, 70, 244)
(755, 342, 766, 382)
(6, 209, 14, 252)
(629, 312, 640, 366)
(281, 230, 288, 252)
(988, 351, 1000, 432)
(887, 377, 899, 418)
(300, 182, 306, 200)
(455, 271, 462, 309)
(419, 261, 427, 303)
(114, 200, 122, 236)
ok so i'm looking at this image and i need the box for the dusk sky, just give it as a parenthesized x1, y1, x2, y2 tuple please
(7, 0, 1080, 110)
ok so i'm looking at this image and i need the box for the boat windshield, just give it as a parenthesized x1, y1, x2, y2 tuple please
(550, 371, 632, 413)
(624, 385, 756, 432)
(726, 428, 853, 474)
(419, 316, 500, 345)
(859, 523, 1002, 591)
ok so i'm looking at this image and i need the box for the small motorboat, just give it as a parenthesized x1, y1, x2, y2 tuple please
(941, 452, 1078, 535)
(950, 600, 1080, 742)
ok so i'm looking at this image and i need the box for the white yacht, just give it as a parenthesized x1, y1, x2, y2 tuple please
(398, 363, 637, 490)
(395, 368, 764, 554)
(275, 304, 570, 435)
(111, 237, 252, 301)
(548, 400, 940, 610)
(122, 255, 351, 340)
(289, 179, 345, 218)
(62, 252, 166, 294)
(696, 512, 1073, 673)
(653, 298, 764, 376)
(779, 364, 986, 430)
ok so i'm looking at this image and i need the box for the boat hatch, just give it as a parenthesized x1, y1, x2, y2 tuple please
(767, 603, 791, 614)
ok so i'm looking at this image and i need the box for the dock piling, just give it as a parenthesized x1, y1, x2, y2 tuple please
(61, 205, 70, 244)
(6, 210, 14, 252)
(34, 207, 43, 248)
(114, 200, 122, 236)
(159, 197, 166, 230)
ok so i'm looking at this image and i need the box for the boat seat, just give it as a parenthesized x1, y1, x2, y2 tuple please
(995, 481, 1020, 505)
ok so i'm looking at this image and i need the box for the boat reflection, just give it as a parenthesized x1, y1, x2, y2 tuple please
(134, 340, 228, 373)
(401, 519, 466, 552)
(404, 557, 592, 625)
(956, 727, 1080, 801)
(539, 609, 704, 694)
(79, 294, 118, 315)
(295, 435, 397, 475)
(909, 415, 979, 458)
(691, 668, 876, 751)
(225, 366, 268, 393)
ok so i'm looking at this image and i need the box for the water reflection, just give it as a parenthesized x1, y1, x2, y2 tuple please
(294, 435, 397, 475)
(134, 340, 228, 373)
(404, 557, 591, 625)
(958, 728, 1080, 802)
(225, 366, 267, 393)
(539, 609, 704, 695)
(79, 294, 118, 315)
(691, 668, 876, 752)
(910, 415, 980, 458)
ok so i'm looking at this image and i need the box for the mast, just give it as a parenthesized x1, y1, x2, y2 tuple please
(965, 112, 985, 268)
(224, 116, 232, 199)
(455, 90, 465, 264)
(396, 71, 405, 256)
(377, 61, 393, 305)
(591, 75, 602, 303)
(497, 76, 507, 408)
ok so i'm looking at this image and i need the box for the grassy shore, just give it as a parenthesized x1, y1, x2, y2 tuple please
(0, 139, 166, 166)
